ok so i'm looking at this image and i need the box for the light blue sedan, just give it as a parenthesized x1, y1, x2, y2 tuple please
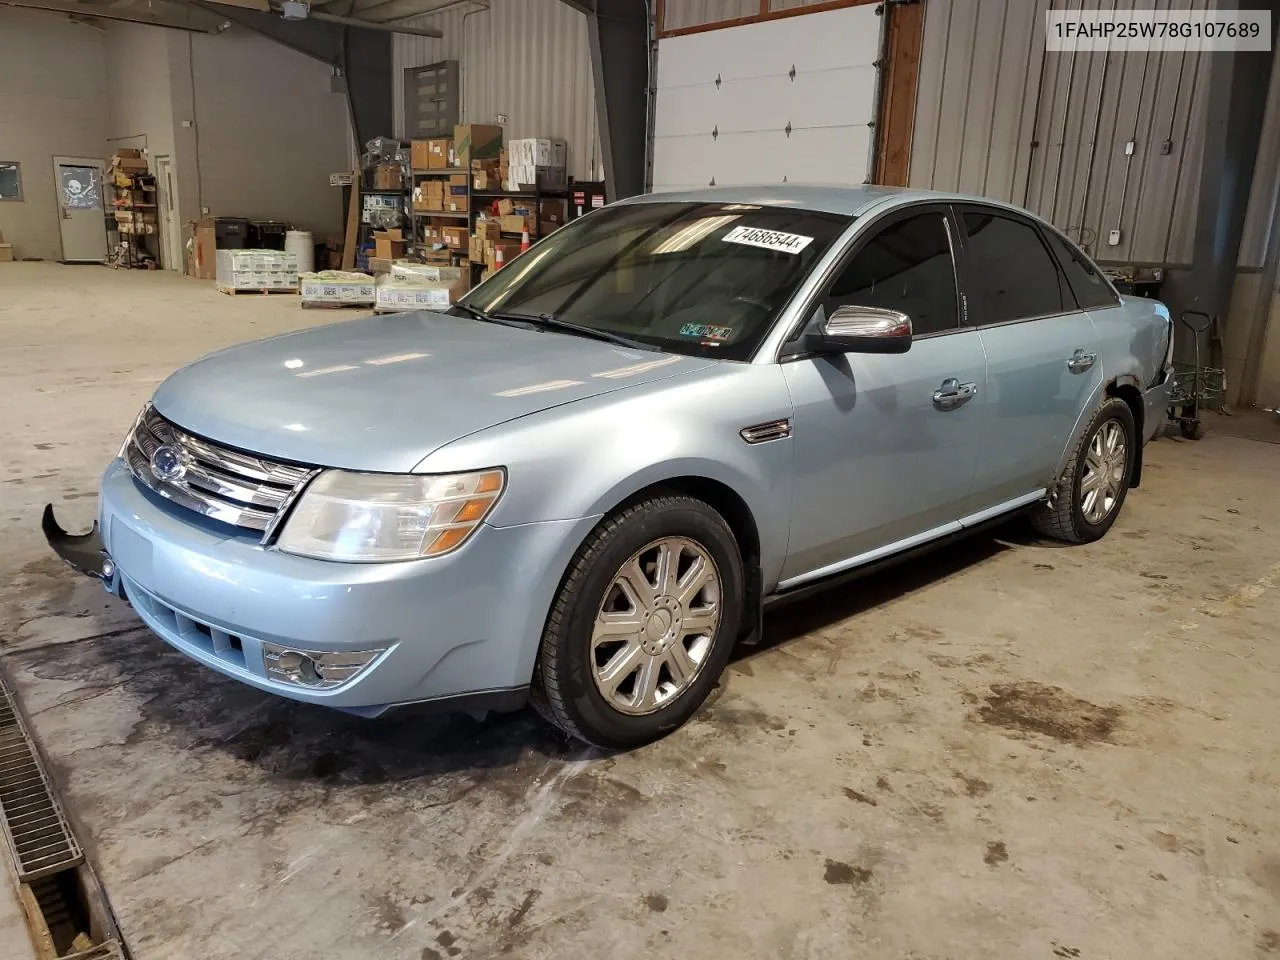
(45, 186, 1175, 747)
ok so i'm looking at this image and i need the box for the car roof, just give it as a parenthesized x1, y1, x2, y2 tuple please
(618, 183, 1016, 219)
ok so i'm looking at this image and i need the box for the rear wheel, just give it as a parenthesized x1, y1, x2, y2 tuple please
(530, 495, 744, 748)
(1033, 398, 1136, 544)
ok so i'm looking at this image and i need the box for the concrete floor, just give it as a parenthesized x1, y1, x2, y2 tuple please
(3, 262, 1280, 960)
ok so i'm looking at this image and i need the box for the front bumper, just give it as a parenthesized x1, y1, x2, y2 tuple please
(51, 459, 599, 716)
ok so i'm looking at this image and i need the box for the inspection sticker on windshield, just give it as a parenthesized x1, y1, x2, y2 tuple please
(721, 225, 814, 254)
(680, 323, 733, 341)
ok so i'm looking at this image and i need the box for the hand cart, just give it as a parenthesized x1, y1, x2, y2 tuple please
(1167, 310, 1226, 440)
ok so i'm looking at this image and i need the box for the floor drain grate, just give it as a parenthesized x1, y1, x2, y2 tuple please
(0, 679, 83, 882)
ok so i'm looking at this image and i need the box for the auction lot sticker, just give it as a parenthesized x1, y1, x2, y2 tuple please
(722, 226, 814, 255)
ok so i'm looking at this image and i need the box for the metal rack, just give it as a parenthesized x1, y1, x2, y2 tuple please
(410, 167, 569, 274)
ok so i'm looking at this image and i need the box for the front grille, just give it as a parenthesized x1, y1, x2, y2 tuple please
(125, 406, 318, 541)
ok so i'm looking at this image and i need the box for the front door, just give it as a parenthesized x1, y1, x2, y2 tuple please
(779, 206, 985, 586)
(955, 206, 1103, 510)
(53, 157, 107, 263)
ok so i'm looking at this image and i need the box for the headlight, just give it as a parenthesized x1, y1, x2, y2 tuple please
(118, 405, 146, 458)
(1164, 317, 1176, 368)
(276, 468, 505, 562)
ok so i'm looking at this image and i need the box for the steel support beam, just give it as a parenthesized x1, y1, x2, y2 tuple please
(189, 3, 392, 147)
(1170, 12, 1279, 360)
(562, 0, 649, 201)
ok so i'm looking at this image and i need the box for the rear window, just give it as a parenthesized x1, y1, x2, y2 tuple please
(461, 201, 849, 360)
(1042, 228, 1121, 310)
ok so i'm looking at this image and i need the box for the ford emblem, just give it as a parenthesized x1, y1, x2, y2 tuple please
(150, 444, 186, 483)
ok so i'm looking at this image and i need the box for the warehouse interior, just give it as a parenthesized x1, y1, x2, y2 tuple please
(2, 1, 1280, 958)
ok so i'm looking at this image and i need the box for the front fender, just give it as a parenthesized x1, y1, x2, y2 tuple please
(417, 364, 796, 587)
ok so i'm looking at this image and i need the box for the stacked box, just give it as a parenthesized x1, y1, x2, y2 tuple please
(375, 273, 469, 313)
(453, 124, 503, 165)
(507, 138, 567, 191)
(216, 249, 300, 292)
(300, 271, 376, 305)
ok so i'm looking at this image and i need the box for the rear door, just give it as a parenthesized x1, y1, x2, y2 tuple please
(956, 204, 1102, 510)
(778, 205, 987, 584)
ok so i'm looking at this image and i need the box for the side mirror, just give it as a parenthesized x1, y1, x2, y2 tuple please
(809, 305, 913, 355)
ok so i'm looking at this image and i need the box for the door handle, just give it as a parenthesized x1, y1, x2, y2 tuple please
(1067, 349, 1097, 373)
(933, 378, 978, 411)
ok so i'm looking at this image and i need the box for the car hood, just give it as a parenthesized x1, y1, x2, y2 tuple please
(152, 311, 712, 472)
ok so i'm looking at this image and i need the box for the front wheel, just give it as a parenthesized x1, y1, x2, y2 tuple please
(530, 495, 744, 748)
(1033, 398, 1136, 544)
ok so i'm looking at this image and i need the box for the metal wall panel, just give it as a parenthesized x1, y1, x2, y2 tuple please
(912, 0, 1212, 266)
(392, 0, 602, 180)
(661, 0, 758, 32)
(911, 0, 1048, 202)
(1239, 40, 1280, 269)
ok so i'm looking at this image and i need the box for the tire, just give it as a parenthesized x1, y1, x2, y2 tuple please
(1032, 398, 1136, 544)
(530, 495, 744, 749)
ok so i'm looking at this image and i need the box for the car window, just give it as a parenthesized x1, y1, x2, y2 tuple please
(824, 212, 959, 336)
(962, 211, 1070, 324)
(461, 202, 849, 361)
(1042, 228, 1121, 310)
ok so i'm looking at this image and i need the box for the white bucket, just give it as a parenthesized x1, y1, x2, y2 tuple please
(285, 230, 314, 275)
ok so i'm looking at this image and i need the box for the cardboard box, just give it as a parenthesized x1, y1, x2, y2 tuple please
(0, 243, 13, 262)
(468, 234, 485, 263)
(300, 271, 376, 304)
(112, 155, 148, 173)
(453, 124, 503, 165)
(539, 199, 567, 223)
(427, 138, 453, 169)
(508, 164, 567, 191)
(189, 218, 217, 279)
(507, 138, 568, 169)
(441, 225, 469, 250)
(485, 240, 522, 271)
(474, 219, 502, 242)
(367, 257, 392, 276)
(391, 262, 466, 285)
(115, 147, 142, 159)
(375, 272, 470, 312)
(539, 221, 561, 237)
(372, 164, 403, 191)
(410, 140, 432, 170)
(500, 214, 535, 235)
(373, 229, 407, 261)
(216, 248, 299, 291)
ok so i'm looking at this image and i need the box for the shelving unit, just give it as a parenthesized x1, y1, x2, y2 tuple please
(110, 173, 158, 269)
(409, 168, 473, 266)
(410, 166, 570, 275)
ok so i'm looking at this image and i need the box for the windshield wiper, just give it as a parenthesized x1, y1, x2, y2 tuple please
(495, 312, 660, 352)
(452, 301, 526, 329)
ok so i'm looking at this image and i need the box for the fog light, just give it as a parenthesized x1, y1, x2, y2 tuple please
(100, 557, 115, 581)
(262, 643, 386, 689)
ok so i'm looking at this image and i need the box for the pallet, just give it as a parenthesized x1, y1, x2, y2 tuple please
(218, 287, 298, 296)
(300, 300, 376, 310)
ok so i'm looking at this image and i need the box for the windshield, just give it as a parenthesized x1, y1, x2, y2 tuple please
(458, 201, 850, 360)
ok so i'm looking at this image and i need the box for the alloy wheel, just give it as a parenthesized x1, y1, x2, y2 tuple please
(590, 537, 722, 716)
(1080, 419, 1127, 524)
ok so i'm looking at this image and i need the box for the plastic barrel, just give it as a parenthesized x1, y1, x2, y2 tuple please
(285, 230, 314, 275)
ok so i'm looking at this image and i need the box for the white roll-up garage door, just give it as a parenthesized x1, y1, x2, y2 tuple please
(652, 5, 882, 193)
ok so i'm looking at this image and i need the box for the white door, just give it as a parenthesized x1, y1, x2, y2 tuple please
(154, 155, 183, 271)
(53, 156, 108, 262)
(651, 5, 881, 192)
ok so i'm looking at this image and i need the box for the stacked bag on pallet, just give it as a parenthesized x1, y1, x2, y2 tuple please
(374, 263, 470, 313)
(299, 271, 377, 306)
(215, 249, 299, 293)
